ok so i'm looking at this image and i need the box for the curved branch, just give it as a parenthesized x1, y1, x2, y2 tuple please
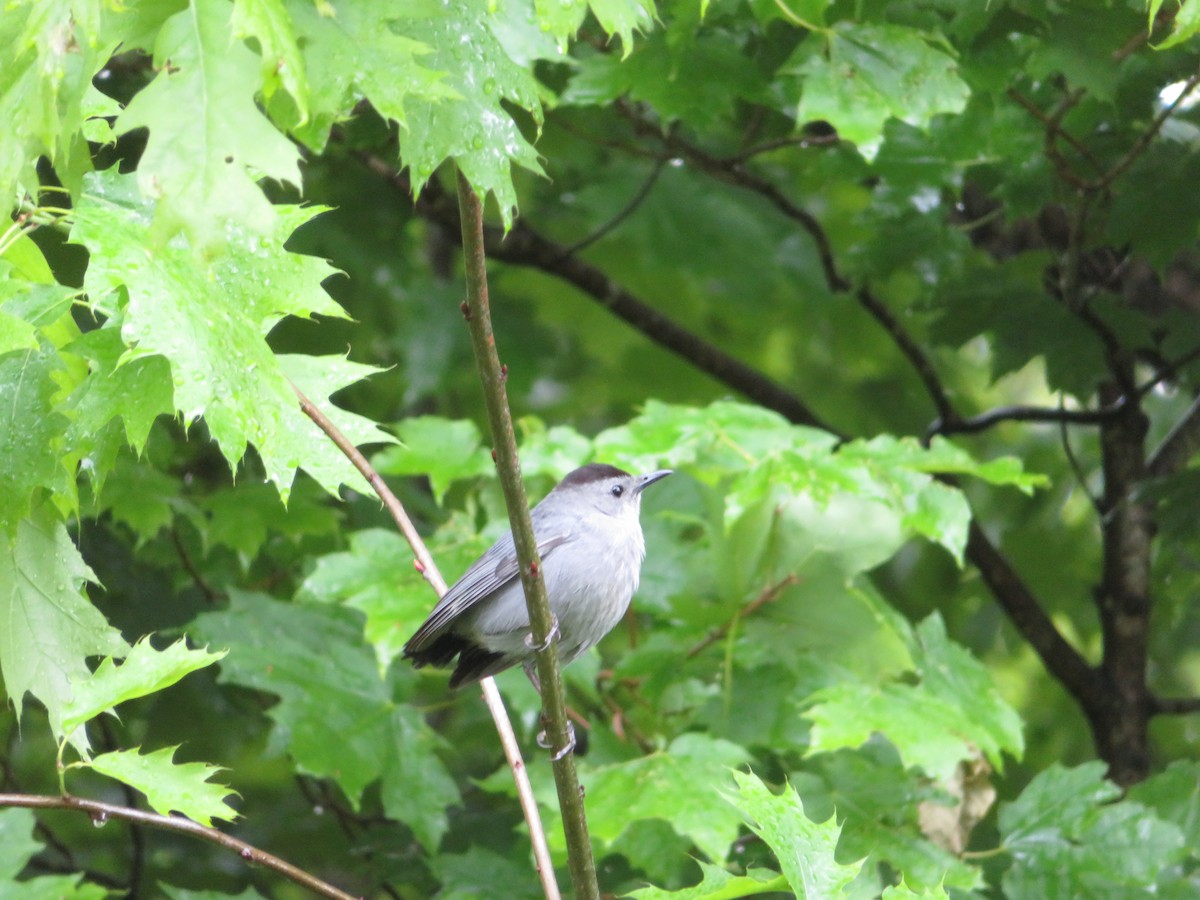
(930, 397, 1126, 438)
(0, 793, 357, 900)
(556, 157, 666, 259)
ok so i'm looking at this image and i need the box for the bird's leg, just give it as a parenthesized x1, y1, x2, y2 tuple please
(523, 614, 560, 653)
(522, 659, 541, 693)
(537, 720, 577, 761)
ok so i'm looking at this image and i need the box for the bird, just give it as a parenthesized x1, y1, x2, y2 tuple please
(403, 463, 672, 689)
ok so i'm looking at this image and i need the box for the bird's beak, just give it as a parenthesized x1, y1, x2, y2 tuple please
(635, 469, 673, 493)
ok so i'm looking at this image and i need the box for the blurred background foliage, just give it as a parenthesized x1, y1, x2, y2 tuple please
(4, 0, 1200, 896)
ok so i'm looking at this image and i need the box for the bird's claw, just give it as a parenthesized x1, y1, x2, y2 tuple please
(524, 615, 560, 653)
(537, 722, 577, 761)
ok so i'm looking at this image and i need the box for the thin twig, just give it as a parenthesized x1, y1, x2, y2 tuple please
(0, 793, 358, 900)
(1006, 88, 1104, 177)
(855, 286, 958, 431)
(1094, 71, 1200, 190)
(686, 574, 798, 660)
(455, 169, 595, 900)
(930, 397, 1126, 438)
(556, 157, 666, 259)
(294, 383, 561, 900)
(1147, 393, 1200, 478)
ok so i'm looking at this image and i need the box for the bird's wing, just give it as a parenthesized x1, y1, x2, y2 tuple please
(403, 528, 574, 653)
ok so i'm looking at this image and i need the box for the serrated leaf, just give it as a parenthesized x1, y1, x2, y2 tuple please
(627, 861, 788, 899)
(790, 23, 970, 158)
(1128, 760, 1200, 849)
(394, 0, 545, 227)
(298, 528, 437, 669)
(61, 638, 227, 736)
(193, 592, 458, 849)
(372, 415, 492, 501)
(725, 770, 862, 898)
(114, 0, 301, 246)
(282, 0, 457, 150)
(71, 171, 387, 501)
(87, 746, 238, 827)
(231, 0, 310, 121)
(805, 615, 1021, 780)
(0, 341, 74, 529)
(999, 763, 1186, 898)
(0, 4, 109, 204)
(580, 733, 749, 863)
(66, 324, 175, 453)
(0, 506, 129, 742)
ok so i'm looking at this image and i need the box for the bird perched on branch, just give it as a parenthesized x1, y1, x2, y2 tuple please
(403, 463, 672, 688)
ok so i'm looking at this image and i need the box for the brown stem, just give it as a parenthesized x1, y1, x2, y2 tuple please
(455, 170, 598, 900)
(686, 574, 798, 659)
(0, 793, 358, 900)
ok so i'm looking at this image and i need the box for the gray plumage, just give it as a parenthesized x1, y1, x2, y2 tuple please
(403, 463, 672, 688)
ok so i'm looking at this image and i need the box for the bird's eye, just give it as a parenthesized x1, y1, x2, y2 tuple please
(610, 484, 623, 497)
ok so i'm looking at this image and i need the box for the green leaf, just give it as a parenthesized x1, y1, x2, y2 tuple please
(231, 0, 310, 121)
(372, 415, 493, 502)
(1128, 760, 1200, 849)
(725, 770, 862, 898)
(113, 0, 301, 246)
(71, 171, 388, 501)
(281, 0, 456, 149)
(999, 762, 1187, 898)
(87, 746, 238, 827)
(0, 808, 42, 880)
(627, 861, 789, 899)
(581, 733, 750, 863)
(394, 0, 545, 226)
(298, 528, 438, 669)
(790, 24, 970, 157)
(193, 592, 458, 849)
(586, 0, 655, 54)
(0, 3, 110, 204)
(66, 324, 175, 453)
(1154, 0, 1200, 48)
(0, 341, 73, 528)
(0, 505, 129, 741)
(805, 615, 1022, 780)
(60, 638, 226, 737)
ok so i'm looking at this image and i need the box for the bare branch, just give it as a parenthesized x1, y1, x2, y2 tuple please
(930, 397, 1126, 438)
(0, 793, 358, 900)
(556, 157, 666, 259)
(1149, 694, 1200, 715)
(686, 574, 798, 660)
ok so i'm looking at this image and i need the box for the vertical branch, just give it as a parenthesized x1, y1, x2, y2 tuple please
(455, 170, 600, 900)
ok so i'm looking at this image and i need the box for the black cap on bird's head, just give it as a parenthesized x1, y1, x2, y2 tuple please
(554, 463, 673, 497)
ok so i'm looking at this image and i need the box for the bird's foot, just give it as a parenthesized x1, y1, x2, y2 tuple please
(537, 722, 576, 761)
(524, 615, 560, 653)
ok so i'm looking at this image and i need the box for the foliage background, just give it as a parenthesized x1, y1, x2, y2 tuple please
(3, 0, 1200, 897)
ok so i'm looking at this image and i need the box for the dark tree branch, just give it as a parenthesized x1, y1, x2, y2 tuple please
(1149, 694, 1200, 715)
(930, 397, 1127, 438)
(966, 523, 1099, 705)
(855, 285, 959, 431)
(0, 793, 359, 900)
(1059, 399, 1105, 515)
(399, 167, 831, 431)
(1094, 72, 1200, 191)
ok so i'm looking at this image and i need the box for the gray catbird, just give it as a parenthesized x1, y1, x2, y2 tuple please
(403, 463, 672, 688)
